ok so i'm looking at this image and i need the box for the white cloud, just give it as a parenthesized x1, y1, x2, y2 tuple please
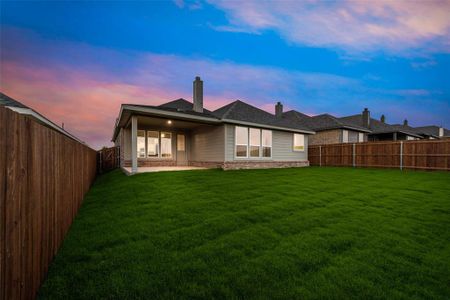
(207, 0, 450, 55)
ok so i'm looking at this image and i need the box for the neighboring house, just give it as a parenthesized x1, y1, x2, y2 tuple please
(283, 110, 370, 145)
(340, 108, 423, 141)
(413, 125, 450, 139)
(0, 92, 85, 144)
(112, 77, 315, 174)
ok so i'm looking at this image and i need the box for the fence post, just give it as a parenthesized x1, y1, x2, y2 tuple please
(400, 141, 403, 171)
(319, 145, 322, 167)
(352, 143, 356, 167)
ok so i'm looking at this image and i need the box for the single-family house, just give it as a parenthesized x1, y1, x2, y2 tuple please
(340, 109, 423, 141)
(413, 125, 450, 139)
(112, 77, 315, 174)
(282, 110, 370, 145)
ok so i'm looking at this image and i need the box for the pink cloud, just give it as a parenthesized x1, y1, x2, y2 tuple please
(2, 28, 359, 148)
(207, 0, 450, 54)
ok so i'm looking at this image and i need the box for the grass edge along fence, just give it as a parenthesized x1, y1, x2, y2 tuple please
(308, 139, 450, 171)
(0, 106, 97, 300)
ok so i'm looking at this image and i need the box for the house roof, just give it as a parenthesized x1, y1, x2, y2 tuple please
(126, 98, 218, 119)
(283, 110, 371, 133)
(212, 100, 314, 133)
(413, 125, 450, 137)
(0, 92, 30, 109)
(340, 114, 423, 138)
(0, 92, 87, 145)
(113, 99, 315, 141)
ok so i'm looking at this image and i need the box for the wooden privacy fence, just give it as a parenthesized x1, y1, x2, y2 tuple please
(308, 139, 450, 171)
(0, 106, 97, 300)
(98, 146, 120, 173)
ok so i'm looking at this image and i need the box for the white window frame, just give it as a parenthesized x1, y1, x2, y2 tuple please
(342, 130, 349, 143)
(235, 126, 249, 158)
(160, 131, 172, 158)
(147, 130, 159, 158)
(249, 128, 261, 158)
(293, 133, 305, 152)
(137, 130, 146, 158)
(261, 129, 272, 158)
(358, 132, 364, 143)
(234, 126, 272, 159)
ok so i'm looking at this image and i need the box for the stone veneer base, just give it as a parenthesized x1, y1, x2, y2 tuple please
(124, 160, 310, 170)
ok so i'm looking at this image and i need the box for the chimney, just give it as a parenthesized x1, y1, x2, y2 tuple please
(362, 108, 370, 128)
(275, 102, 283, 119)
(403, 119, 408, 126)
(439, 127, 444, 137)
(193, 76, 203, 113)
(380, 115, 385, 123)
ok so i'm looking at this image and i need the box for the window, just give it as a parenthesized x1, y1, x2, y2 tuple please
(161, 132, 172, 157)
(177, 134, 185, 151)
(358, 133, 364, 143)
(147, 131, 159, 157)
(293, 134, 305, 151)
(249, 128, 261, 157)
(137, 130, 146, 158)
(342, 130, 349, 143)
(262, 130, 272, 157)
(235, 126, 248, 157)
(235, 126, 272, 158)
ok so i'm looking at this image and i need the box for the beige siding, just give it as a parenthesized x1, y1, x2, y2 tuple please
(225, 124, 308, 162)
(190, 125, 225, 162)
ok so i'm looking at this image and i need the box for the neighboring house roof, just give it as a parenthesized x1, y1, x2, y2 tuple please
(0, 92, 87, 144)
(413, 125, 450, 138)
(0, 92, 30, 108)
(283, 110, 371, 133)
(340, 114, 423, 138)
(212, 100, 314, 133)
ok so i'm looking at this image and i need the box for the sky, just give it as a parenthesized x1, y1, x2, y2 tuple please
(1, 0, 450, 149)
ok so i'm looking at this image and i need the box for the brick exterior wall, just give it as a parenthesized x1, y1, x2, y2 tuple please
(188, 161, 223, 168)
(222, 160, 309, 170)
(124, 160, 309, 170)
(309, 129, 341, 145)
(123, 159, 177, 167)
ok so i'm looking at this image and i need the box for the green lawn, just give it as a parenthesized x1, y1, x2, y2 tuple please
(39, 167, 450, 299)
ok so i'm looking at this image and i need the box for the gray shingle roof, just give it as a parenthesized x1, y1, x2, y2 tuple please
(212, 100, 313, 132)
(0, 92, 29, 108)
(283, 110, 370, 132)
(413, 125, 450, 137)
(340, 114, 422, 137)
(124, 98, 218, 119)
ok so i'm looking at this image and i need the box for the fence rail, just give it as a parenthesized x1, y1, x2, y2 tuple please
(0, 106, 97, 300)
(308, 139, 450, 171)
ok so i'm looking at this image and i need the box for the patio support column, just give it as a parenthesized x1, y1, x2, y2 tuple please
(393, 132, 397, 141)
(131, 115, 138, 174)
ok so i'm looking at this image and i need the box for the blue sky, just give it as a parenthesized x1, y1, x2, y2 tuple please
(1, 1, 449, 148)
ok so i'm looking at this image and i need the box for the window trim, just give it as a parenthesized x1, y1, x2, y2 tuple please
(293, 133, 305, 152)
(235, 126, 272, 159)
(249, 128, 261, 158)
(160, 131, 173, 158)
(137, 130, 146, 158)
(261, 129, 272, 158)
(147, 130, 159, 158)
(235, 126, 249, 158)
